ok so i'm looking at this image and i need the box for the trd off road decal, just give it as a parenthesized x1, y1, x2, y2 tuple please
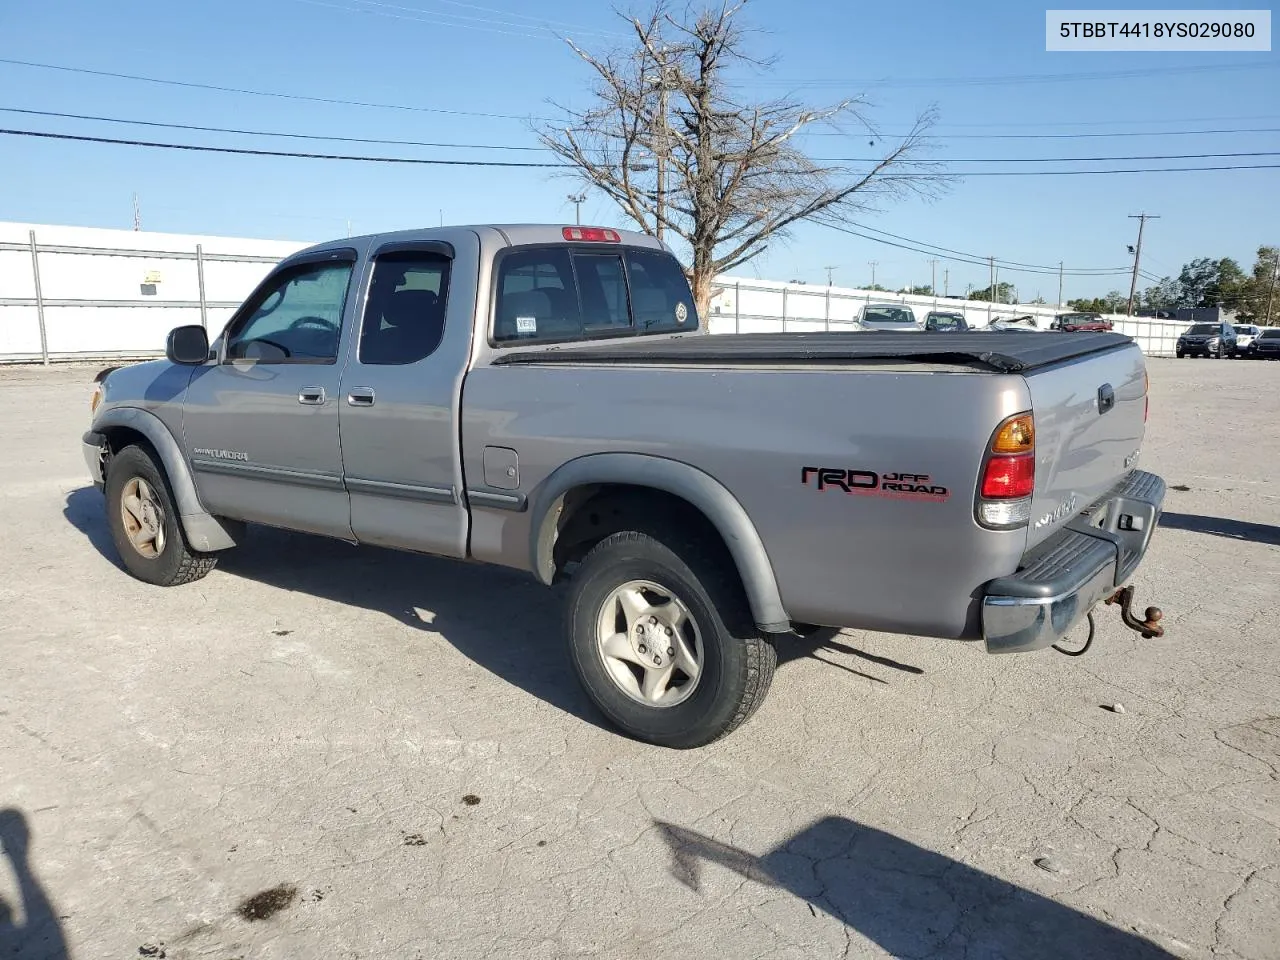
(802, 466, 950, 500)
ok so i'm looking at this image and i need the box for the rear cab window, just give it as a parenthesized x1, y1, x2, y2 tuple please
(492, 244, 696, 345)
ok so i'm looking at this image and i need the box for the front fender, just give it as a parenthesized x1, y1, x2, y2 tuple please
(90, 406, 239, 552)
(529, 452, 791, 633)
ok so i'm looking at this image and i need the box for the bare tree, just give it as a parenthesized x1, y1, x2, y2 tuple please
(539, 1, 941, 322)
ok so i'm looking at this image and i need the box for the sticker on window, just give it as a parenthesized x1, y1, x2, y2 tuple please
(675, 302, 688, 325)
(516, 316, 537, 334)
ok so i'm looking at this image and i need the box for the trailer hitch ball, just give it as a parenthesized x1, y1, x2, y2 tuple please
(1105, 586, 1164, 639)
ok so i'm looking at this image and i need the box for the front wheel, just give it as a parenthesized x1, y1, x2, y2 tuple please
(565, 528, 776, 748)
(105, 444, 218, 586)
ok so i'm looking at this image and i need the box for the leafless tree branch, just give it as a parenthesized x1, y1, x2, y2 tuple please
(538, 0, 947, 322)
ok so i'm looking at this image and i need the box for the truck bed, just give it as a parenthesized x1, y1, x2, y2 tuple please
(492, 331, 1133, 374)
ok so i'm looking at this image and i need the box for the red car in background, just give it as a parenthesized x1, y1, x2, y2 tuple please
(1052, 312, 1114, 332)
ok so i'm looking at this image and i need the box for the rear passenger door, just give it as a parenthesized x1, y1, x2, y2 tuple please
(338, 241, 472, 557)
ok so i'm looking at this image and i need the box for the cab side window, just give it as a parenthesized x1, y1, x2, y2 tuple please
(360, 253, 452, 365)
(225, 260, 353, 363)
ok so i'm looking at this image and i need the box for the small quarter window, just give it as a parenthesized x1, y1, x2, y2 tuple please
(359, 253, 452, 365)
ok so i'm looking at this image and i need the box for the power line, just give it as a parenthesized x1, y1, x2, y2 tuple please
(820, 223, 1132, 277)
(293, 0, 625, 39)
(808, 126, 1280, 140)
(0, 58, 561, 122)
(8, 126, 1280, 179)
(0, 128, 566, 167)
(750, 61, 1277, 89)
(845, 222, 1135, 274)
(0, 107, 547, 151)
(10, 107, 1279, 166)
(908, 163, 1280, 177)
(822, 150, 1280, 163)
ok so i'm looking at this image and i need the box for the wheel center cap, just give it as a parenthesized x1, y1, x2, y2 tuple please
(634, 622, 674, 668)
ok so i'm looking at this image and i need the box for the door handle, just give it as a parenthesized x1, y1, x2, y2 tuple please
(298, 386, 326, 405)
(347, 386, 376, 407)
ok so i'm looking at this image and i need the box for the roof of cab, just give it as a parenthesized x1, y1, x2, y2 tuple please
(288, 223, 666, 260)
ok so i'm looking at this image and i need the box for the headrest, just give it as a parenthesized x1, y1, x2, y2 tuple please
(383, 289, 438, 328)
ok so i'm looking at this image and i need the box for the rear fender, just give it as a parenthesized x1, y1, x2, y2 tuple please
(529, 453, 790, 632)
(91, 406, 240, 552)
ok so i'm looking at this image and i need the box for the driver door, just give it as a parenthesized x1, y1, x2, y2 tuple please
(181, 250, 356, 539)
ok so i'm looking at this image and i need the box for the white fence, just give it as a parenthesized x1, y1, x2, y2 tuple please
(0, 220, 1205, 362)
(705, 278, 1196, 357)
(0, 221, 306, 363)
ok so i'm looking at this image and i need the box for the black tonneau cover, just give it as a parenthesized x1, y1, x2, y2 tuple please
(492, 331, 1133, 374)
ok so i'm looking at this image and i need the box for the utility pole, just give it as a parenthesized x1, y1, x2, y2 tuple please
(824, 265, 837, 286)
(132, 192, 141, 231)
(1266, 258, 1279, 325)
(987, 257, 996, 324)
(928, 259, 938, 307)
(1057, 261, 1064, 309)
(651, 56, 671, 243)
(943, 268, 949, 298)
(868, 261, 878, 289)
(1126, 213, 1160, 315)
(568, 193, 586, 225)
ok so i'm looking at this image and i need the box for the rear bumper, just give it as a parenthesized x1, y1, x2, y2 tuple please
(982, 470, 1165, 654)
(83, 430, 106, 491)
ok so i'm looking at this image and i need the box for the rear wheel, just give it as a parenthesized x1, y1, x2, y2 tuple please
(565, 527, 776, 748)
(105, 444, 218, 586)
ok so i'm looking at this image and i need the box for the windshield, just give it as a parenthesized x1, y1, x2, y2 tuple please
(1260, 329, 1280, 339)
(1187, 324, 1219, 335)
(1233, 326, 1256, 335)
(863, 307, 915, 324)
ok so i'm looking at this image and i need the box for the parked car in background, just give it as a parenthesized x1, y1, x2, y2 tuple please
(856, 303, 921, 331)
(924, 311, 969, 332)
(1254, 327, 1280, 359)
(1233, 324, 1262, 357)
(1053, 312, 1114, 332)
(1176, 322, 1238, 359)
(986, 315, 1047, 332)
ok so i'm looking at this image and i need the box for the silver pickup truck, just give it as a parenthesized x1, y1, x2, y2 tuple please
(84, 224, 1166, 748)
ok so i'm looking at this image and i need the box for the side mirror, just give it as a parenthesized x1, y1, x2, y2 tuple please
(166, 325, 210, 365)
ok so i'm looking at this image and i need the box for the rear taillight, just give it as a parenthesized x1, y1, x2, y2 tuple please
(562, 227, 621, 243)
(981, 454, 1035, 499)
(977, 412, 1034, 529)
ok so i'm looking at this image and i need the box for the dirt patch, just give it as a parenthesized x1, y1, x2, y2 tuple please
(236, 884, 298, 922)
(462, 794, 481, 806)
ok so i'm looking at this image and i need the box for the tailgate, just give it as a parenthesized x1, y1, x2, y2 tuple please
(1023, 342, 1147, 549)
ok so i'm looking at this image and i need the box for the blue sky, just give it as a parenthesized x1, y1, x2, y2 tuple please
(1, 0, 1277, 300)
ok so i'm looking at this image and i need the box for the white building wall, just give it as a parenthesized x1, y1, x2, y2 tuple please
(0, 221, 308, 362)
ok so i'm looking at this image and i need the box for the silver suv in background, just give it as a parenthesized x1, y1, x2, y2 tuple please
(856, 303, 921, 331)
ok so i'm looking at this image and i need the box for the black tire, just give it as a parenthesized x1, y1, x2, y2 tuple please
(1175, 351, 1184, 359)
(1215, 343, 1224, 359)
(565, 527, 776, 749)
(105, 443, 218, 586)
